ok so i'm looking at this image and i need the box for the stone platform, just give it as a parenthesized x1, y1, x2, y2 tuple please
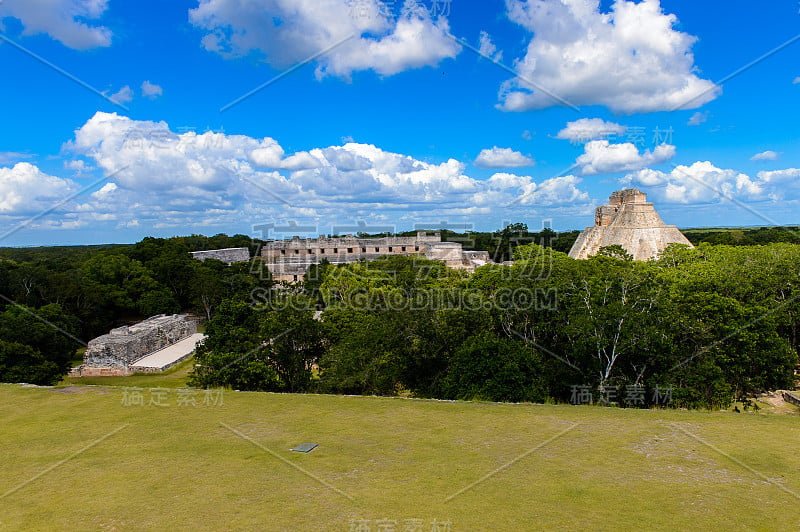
(74, 314, 200, 376)
(129, 333, 206, 372)
(190, 247, 250, 264)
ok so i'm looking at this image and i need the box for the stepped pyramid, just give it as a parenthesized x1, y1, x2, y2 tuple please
(568, 189, 693, 261)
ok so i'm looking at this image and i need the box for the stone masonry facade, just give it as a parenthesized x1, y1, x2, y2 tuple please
(190, 247, 250, 264)
(261, 232, 491, 282)
(569, 188, 694, 261)
(78, 314, 198, 376)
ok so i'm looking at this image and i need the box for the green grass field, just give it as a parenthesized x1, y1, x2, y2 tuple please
(63, 357, 196, 389)
(1, 381, 799, 531)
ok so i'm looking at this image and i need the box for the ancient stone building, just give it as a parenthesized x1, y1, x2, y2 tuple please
(190, 247, 250, 264)
(261, 232, 491, 282)
(568, 189, 693, 261)
(76, 314, 200, 376)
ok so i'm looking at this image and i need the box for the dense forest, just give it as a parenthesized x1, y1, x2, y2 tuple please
(2, 225, 799, 409)
(0, 234, 269, 384)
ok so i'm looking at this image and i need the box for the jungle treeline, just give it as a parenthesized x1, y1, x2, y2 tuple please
(1, 226, 799, 409)
(191, 242, 800, 409)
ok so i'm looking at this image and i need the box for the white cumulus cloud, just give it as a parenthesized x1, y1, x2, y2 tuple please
(756, 168, 800, 190)
(622, 161, 768, 204)
(188, 0, 461, 79)
(498, 0, 719, 114)
(515, 175, 590, 206)
(555, 118, 627, 143)
(487, 172, 531, 190)
(0, 0, 112, 49)
(49, 112, 596, 233)
(576, 140, 675, 176)
(474, 147, 535, 169)
(0, 162, 78, 215)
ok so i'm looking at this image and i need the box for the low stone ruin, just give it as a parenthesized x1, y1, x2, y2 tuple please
(77, 314, 198, 376)
(190, 247, 250, 264)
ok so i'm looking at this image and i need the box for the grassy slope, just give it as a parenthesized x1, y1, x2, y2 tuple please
(1, 383, 799, 531)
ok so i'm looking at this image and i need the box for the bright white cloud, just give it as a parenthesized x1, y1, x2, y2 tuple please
(56, 112, 593, 232)
(141, 81, 163, 99)
(189, 0, 461, 79)
(478, 173, 589, 208)
(91, 182, 118, 200)
(69, 112, 262, 200)
(478, 31, 502, 61)
(516, 175, 590, 206)
(576, 140, 675, 176)
(487, 172, 531, 190)
(109, 86, 134, 105)
(622, 161, 769, 204)
(499, 0, 719, 114)
(0, 0, 112, 49)
(756, 168, 800, 187)
(0, 162, 78, 215)
(64, 159, 94, 176)
(474, 147, 535, 168)
(687, 111, 708, 126)
(750, 150, 781, 162)
(555, 118, 627, 143)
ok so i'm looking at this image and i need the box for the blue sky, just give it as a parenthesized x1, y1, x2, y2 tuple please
(0, 0, 799, 246)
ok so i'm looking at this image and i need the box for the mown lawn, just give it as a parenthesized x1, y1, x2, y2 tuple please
(62, 357, 196, 389)
(1, 383, 799, 531)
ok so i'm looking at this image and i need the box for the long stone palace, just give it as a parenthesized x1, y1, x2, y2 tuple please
(261, 232, 491, 282)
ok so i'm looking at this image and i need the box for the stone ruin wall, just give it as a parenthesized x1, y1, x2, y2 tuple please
(423, 242, 463, 266)
(72, 366, 132, 377)
(259, 233, 494, 281)
(782, 391, 800, 408)
(462, 250, 491, 268)
(83, 314, 198, 369)
(190, 248, 250, 264)
(262, 233, 440, 260)
(262, 232, 442, 281)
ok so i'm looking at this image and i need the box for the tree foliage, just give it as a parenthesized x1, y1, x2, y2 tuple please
(0, 234, 270, 384)
(2, 231, 798, 406)
(0, 304, 80, 384)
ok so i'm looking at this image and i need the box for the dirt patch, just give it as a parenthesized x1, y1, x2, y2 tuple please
(756, 391, 799, 414)
(627, 428, 749, 485)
